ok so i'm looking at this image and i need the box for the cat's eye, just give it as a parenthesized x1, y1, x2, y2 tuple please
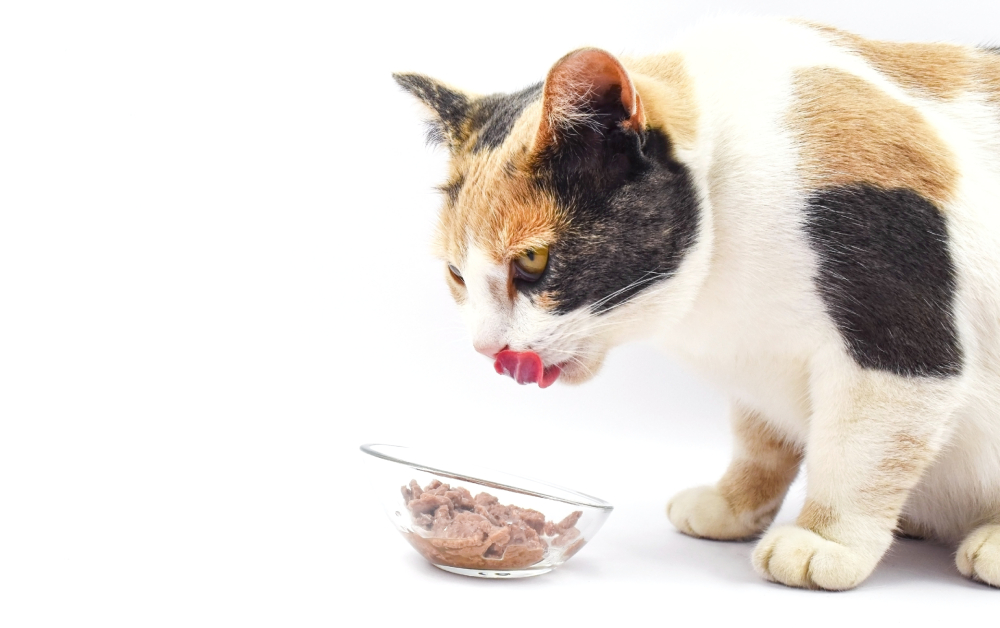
(448, 264, 465, 285)
(513, 245, 549, 282)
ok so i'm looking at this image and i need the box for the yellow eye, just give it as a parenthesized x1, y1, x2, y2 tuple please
(513, 245, 549, 281)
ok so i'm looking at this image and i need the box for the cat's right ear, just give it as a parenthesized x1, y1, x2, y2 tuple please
(392, 73, 472, 150)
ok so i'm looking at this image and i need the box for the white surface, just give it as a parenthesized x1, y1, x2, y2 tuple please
(1, 1, 998, 626)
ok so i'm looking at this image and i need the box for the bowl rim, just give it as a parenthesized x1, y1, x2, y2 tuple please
(360, 443, 614, 511)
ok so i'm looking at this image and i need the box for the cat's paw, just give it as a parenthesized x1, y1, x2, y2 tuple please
(752, 525, 877, 590)
(666, 485, 761, 540)
(957, 523, 1000, 587)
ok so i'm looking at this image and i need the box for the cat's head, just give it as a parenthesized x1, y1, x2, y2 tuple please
(395, 49, 704, 387)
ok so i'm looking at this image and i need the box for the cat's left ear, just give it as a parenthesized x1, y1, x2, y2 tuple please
(392, 73, 472, 149)
(534, 48, 645, 152)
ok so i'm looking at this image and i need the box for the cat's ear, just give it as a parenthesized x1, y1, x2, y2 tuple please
(392, 73, 472, 149)
(534, 48, 645, 152)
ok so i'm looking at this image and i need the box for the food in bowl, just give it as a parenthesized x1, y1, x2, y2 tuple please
(361, 443, 613, 578)
(402, 478, 584, 570)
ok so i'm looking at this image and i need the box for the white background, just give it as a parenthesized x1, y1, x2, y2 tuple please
(2, 1, 998, 625)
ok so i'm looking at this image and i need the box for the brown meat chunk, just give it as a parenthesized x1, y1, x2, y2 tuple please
(552, 527, 581, 547)
(400, 479, 587, 570)
(474, 492, 498, 506)
(408, 492, 452, 514)
(544, 510, 583, 536)
(412, 513, 433, 529)
(510, 506, 546, 533)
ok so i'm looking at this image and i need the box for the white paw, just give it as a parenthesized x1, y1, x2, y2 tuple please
(957, 524, 1000, 588)
(752, 525, 878, 590)
(666, 485, 761, 541)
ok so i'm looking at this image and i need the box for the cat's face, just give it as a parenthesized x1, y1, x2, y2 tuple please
(396, 49, 701, 386)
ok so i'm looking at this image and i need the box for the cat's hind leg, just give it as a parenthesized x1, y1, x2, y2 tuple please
(667, 403, 802, 540)
(752, 367, 959, 590)
(957, 523, 1000, 587)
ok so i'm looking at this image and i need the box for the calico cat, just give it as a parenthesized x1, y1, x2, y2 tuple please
(393, 17, 1000, 590)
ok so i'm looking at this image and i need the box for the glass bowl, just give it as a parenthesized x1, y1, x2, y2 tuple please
(360, 443, 614, 578)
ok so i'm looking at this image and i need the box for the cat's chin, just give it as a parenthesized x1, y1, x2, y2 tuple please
(552, 353, 606, 386)
(555, 369, 591, 385)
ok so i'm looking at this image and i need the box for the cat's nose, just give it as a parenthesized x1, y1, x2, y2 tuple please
(474, 342, 507, 359)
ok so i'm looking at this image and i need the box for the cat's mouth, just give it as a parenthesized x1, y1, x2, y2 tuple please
(494, 350, 562, 388)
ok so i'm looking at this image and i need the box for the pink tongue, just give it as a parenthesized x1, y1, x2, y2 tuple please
(494, 351, 561, 388)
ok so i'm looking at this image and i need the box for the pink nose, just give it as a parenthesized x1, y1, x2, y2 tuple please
(474, 342, 507, 359)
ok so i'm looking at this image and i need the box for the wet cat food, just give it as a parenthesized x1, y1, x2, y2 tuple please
(401, 479, 583, 570)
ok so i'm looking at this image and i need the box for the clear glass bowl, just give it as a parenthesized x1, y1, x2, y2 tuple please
(360, 443, 614, 578)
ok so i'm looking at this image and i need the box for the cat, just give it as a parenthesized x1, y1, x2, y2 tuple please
(393, 16, 1000, 590)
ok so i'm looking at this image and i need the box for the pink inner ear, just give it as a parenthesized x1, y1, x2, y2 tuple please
(536, 47, 645, 149)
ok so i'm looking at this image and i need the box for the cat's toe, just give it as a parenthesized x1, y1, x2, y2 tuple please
(957, 523, 1000, 587)
(666, 485, 760, 541)
(752, 525, 876, 590)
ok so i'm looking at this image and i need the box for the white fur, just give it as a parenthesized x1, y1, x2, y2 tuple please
(668, 485, 764, 540)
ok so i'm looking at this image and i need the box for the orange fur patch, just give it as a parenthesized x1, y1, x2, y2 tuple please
(625, 53, 699, 149)
(719, 460, 798, 516)
(434, 113, 566, 294)
(857, 433, 935, 522)
(798, 499, 838, 533)
(802, 22, 974, 100)
(532, 291, 559, 311)
(789, 67, 958, 207)
(805, 23, 1000, 115)
(718, 407, 802, 516)
(978, 52, 1000, 108)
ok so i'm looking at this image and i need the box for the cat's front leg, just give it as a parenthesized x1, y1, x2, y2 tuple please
(667, 403, 802, 540)
(752, 368, 958, 590)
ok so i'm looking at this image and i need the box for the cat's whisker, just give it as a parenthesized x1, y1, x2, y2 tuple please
(540, 315, 644, 347)
(588, 271, 669, 311)
(586, 279, 658, 312)
(563, 354, 595, 378)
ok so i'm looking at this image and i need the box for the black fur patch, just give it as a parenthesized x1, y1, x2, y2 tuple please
(394, 73, 543, 153)
(468, 83, 543, 152)
(525, 122, 700, 315)
(392, 73, 472, 146)
(437, 175, 465, 205)
(804, 184, 961, 377)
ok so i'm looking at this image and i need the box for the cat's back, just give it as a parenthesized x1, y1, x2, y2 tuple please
(643, 16, 1000, 204)
(651, 16, 1000, 309)
(646, 18, 1000, 444)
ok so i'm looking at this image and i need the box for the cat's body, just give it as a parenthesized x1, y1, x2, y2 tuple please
(395, 17, 1000, 589)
